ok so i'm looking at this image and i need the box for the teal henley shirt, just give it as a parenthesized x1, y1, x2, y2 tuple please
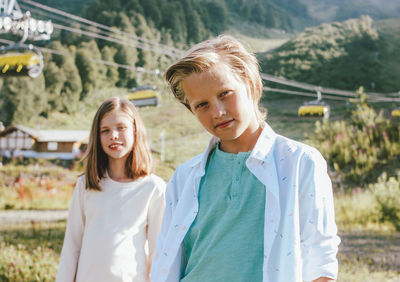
(182, 144, 266, 282)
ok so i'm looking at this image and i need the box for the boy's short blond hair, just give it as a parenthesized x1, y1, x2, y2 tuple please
(165, 34, 266, 121)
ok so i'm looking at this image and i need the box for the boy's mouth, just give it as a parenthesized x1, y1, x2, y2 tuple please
(215, 119, 234, 129)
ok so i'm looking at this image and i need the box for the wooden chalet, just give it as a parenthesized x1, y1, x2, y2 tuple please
(0, 125, 89, 160)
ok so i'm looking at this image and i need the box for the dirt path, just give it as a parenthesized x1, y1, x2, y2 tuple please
(339, 230, 400, 273)
(0, 210, 68, 225)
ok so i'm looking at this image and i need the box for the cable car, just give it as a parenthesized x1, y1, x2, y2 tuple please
(392, 109, 400, 117)
(125, 85, 160, 107)
(0, 44, 43, 78)
(298, 89, 330, 118)
(298, 100, 330, 118)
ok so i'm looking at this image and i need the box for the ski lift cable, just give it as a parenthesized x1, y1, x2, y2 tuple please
(21, 4, 180, 57)
(263, 87, 350, 101)
(20, 4, 139, 43)
(262, 73, 393, 100)
(19, 5, 181, 57)
(20, 0, 183, 55)
(263, 86, 400, 103)
(0, 38, 158, 74)
(51, 22, 179, 57)
(261, 73, 358, 97)
(368, 96, 400, 103)
(20, 3, 182, 57)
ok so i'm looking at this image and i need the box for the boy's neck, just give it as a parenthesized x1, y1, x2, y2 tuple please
(219, 123, 263, 154)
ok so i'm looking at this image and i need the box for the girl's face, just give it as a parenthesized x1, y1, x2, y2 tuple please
(100, 109, 135, 161)
(182, 62, 260, 153)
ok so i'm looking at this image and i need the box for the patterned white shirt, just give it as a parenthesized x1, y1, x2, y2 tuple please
(151, 122, 340, 282)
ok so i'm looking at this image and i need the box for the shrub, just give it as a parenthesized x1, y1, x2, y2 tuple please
(334, 189, 382, 231)
(0, 164, 78, 210)
(369, 173, 400, 231)
(0, 243, 59, 281)
(308, 87, 400, 185)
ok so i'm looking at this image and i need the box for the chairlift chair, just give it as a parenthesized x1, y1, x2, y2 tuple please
(0, 44, 43, 78)
(391, 91, 400, 117)
(392, 108, 400, 117)
(125, 85, 160, 107)
(298, 89, 330, 118)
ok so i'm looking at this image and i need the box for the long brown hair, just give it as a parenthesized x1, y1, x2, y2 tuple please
(83, 97, 152, 191)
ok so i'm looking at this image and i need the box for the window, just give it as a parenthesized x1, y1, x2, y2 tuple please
(47, 142, 58, 151)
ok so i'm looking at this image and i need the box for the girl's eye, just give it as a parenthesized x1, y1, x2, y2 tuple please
(101, 129, 109, 134)
(118, 126, 127, 130)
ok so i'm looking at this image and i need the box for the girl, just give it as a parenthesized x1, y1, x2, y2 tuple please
(151, 35, 340, 282)
(57, 97, 165, 282)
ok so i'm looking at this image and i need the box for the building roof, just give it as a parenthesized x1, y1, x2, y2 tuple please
(0, 125, 89, 143)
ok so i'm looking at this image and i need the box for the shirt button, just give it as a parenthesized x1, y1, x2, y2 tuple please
(236, 177, 240, 181)
(180, 226, 185, 231)
(162, 269, 167, 274)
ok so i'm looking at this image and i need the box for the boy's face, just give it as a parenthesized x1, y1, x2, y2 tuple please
(182, 62, 260, 153)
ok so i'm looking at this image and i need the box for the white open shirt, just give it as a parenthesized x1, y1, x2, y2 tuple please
(151, 123, 340, 282)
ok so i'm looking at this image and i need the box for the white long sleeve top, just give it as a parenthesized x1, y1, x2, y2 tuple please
(151, 123, 340, 282)
(57, 174, 166, 282)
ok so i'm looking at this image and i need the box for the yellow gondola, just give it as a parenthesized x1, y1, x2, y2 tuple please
(298, 103, 330, 117)
(125, 86, 160, 107)
(0, 45, 43, 78)
(298, 88, 330, 118)
(392, 109, 400, 117)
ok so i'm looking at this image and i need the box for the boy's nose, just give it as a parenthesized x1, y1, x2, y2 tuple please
(213, 101, 226, 118)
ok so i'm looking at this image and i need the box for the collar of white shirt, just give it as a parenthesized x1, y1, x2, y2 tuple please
(188, 122, 280, 201)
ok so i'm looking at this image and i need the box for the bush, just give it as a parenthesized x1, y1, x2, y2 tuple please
(0, 164, 79, 210)
(370, 173, 400, 231)
(0, 243, 59, 281)
(308, 87, 400, 185)
(334, 189, 381, 231)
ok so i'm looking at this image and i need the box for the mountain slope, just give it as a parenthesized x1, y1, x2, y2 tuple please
(259, 16, 400, 93)
(299, 0, 400, 23)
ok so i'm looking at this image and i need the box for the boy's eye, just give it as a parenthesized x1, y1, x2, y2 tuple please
(195, 102, 208, 110)
(220, 90, 231, 97)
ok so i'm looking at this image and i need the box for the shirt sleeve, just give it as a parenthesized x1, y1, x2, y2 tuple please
(150, 170, 179, 281)
(56, 176, 86, 282)
(147, 177, 166, 268)
(298, 149, 340, 282)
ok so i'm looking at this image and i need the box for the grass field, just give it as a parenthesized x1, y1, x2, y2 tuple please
(1, 205, 399, 281)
